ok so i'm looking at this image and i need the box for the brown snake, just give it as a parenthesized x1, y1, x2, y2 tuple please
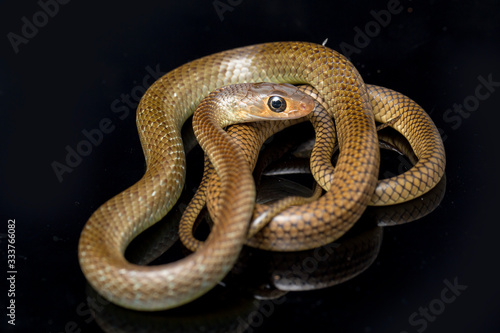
(78, 41, 445, 311)
(180, 84, 446, 251)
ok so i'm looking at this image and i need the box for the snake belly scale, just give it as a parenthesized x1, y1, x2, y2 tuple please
(78, 41, 382, 310)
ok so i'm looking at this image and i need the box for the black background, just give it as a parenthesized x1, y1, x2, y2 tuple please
(1, 0, 500, 332)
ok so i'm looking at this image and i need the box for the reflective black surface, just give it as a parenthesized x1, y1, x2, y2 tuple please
(1, 0, 500, 332)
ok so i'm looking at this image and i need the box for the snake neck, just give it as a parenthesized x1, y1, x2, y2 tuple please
(192, 88, 256, 241)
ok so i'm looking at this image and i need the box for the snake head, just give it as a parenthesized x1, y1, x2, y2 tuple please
(238, 82, 315, 121)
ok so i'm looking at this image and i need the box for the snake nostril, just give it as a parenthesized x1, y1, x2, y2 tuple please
(300, 102, 307, 112)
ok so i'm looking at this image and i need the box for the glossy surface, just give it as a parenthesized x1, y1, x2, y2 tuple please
(78, 41, 381, 310)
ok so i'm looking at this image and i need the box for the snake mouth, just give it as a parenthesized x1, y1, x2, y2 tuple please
(246, 110, 303, 121)
(246, 114, 279, 121)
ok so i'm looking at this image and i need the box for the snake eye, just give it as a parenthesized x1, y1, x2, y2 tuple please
(267, 96, 287, 113)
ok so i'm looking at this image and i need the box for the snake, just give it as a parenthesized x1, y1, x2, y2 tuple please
(78, 41, 445, 311)
(87, 172, 446, 331)
(180, 84, 446, 251)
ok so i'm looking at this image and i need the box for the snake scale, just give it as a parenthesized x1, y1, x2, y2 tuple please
(78, 41, 445, 311)
(179, 83, 446, 251)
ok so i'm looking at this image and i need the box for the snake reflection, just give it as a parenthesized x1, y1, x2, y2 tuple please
(85, 144, 446, 332)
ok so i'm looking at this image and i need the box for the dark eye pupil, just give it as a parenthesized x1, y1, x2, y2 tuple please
(271, 99, 282, 109)
(268, 96, 286, 112)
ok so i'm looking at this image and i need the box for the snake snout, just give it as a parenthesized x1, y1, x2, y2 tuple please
(299, 101, 308, 113)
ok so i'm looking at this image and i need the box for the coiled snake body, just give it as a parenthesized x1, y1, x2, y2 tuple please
(78, 41, 445, 311)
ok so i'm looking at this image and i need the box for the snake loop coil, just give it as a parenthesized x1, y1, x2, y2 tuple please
(78, 42, 445, 311)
